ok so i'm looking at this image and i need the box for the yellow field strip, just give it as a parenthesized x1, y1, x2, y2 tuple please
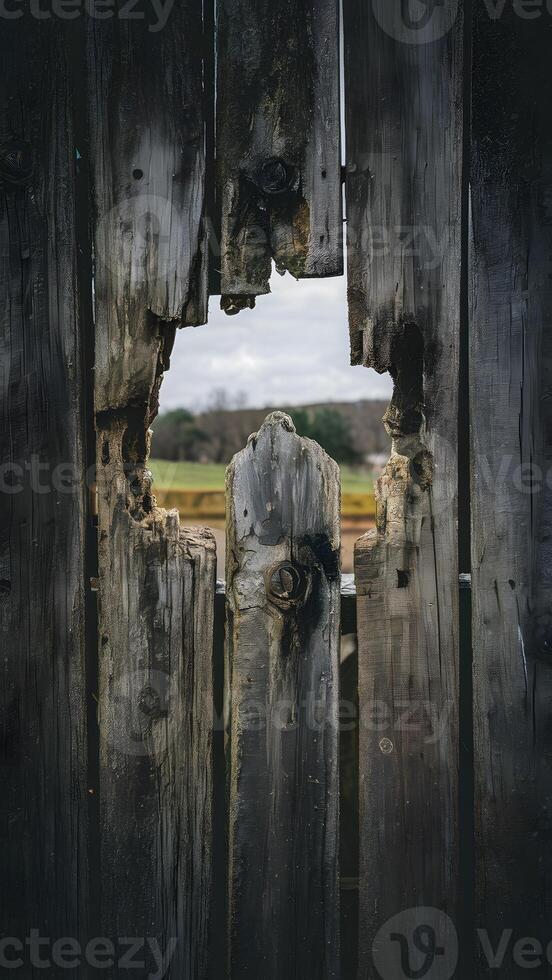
(154, 487, 376, 520)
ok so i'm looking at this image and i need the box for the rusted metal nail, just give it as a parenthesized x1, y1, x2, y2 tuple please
(258, 157, 293, 195)
(0, 139, 34, 189)
(266, 560, 307, 607)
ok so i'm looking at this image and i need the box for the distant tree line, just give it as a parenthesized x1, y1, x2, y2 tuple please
(152, 391, 390, 466)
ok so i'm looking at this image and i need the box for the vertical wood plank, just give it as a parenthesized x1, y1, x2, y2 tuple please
(0, 18, 89, 947)
(89, 7, 215, 974)
(227, 412, 341, 978)
(217, 0, 342, 313)
(343, 2, 463, 974)
(471, 9, 552, 968)
(96, 419, 216, 977)
(88, 0, 208, 414)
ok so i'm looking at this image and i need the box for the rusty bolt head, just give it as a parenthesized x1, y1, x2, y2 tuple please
(0, 139, 34, 189)
(258, 157, 293, 196)
(266, 561, 307, 607)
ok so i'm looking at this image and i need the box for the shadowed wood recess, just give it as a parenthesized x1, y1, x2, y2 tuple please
(226, 412, 341, 978)
(216, 0, 342, 314)
(471, 9, 552, 971)
(88, 0, 208, 415)
(343, 0, 463, 973)
(0, 18, 89, 948)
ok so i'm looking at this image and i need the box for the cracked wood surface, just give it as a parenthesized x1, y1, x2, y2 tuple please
(216, 0, 342, 313)
(0, 19, 89, 951)
(343, 1, 462, 971)
(89, 7, 216, 972)
(471, 11, 552, 969)
(97, 418, 216, 978)
(226, 412, 341, 978)
(88, 0, 208, 413)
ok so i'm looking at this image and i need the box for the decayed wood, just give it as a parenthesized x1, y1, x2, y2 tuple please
(97, 417, 216, 978)
(0, 19, 88, 945)
(344, 1, 462, 971)
(89, 6, 215, 971)
(217, 0, 342, 312)
(227, 412, 341, 978)
(471, 11, 552, 968)
(88, 0, 208, 414)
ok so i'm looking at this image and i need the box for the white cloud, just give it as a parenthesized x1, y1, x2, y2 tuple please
(160, 271, 392, 412)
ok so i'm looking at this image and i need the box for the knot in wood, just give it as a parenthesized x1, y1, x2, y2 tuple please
(0, 139, 34, 189)
(266, 561, 307, 607)
(137, 685, 168, 721)
(258, 157, 293, 196)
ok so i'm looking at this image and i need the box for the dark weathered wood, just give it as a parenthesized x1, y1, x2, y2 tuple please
(89, 8, 215, 972)
(217, 0, 342, 312)
(227, 412, 341, 978)
(0, 17, 89, 947)
(344, 1, 462, 973)
(471, 10, 552, 970)
(88, 0, 208, 414)
(97, 418, 215, 978)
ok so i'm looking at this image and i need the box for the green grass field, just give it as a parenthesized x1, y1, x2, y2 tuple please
(150, 459, 374, 495)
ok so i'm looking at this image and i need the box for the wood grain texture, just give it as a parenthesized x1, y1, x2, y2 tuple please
(471, 10, 552, 969)
(217, 0, 342, 313)
(226, 412, 341, 978)
(88, 0, 208, 413)
(343, 1, 462, 972)
(89, 6, 216, 969)
(97, 418, 216, 978)
(0, 18, 89, 951)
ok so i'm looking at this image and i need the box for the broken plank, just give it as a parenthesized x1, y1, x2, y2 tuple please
(226, 412, 341, 978)
(343, 0, 463, 973)
(97, 417, 216, 979)
(217, 0, 342, 311)
(88, 0, 208, 414)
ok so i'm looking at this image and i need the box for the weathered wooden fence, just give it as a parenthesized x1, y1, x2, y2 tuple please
(1, 1, 552, 978)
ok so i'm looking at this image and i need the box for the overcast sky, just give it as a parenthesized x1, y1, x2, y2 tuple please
(160, 270, 392, 413)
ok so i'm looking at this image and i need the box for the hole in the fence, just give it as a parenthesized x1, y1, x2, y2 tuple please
(397, 569, 409, 589)
(152, 271, 392, 577)
(132, 168, 144, 180)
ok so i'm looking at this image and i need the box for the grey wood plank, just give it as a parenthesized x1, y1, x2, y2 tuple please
(0, 17, 89, 954)
(217, 0, 342, 313)
(89, 7, 216, 973)
(226, 412, 341, 978)
(343, 2, 463, 974)
(96, 419, 216, 977)
(88, 0, 208, 414)
(471, 9, 552, 971)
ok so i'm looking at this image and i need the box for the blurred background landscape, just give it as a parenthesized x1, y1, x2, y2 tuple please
(151, 272, 393, 574)
(150, 392, 390, 575)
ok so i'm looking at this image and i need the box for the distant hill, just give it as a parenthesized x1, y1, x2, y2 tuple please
(152, 399, 390, 465)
